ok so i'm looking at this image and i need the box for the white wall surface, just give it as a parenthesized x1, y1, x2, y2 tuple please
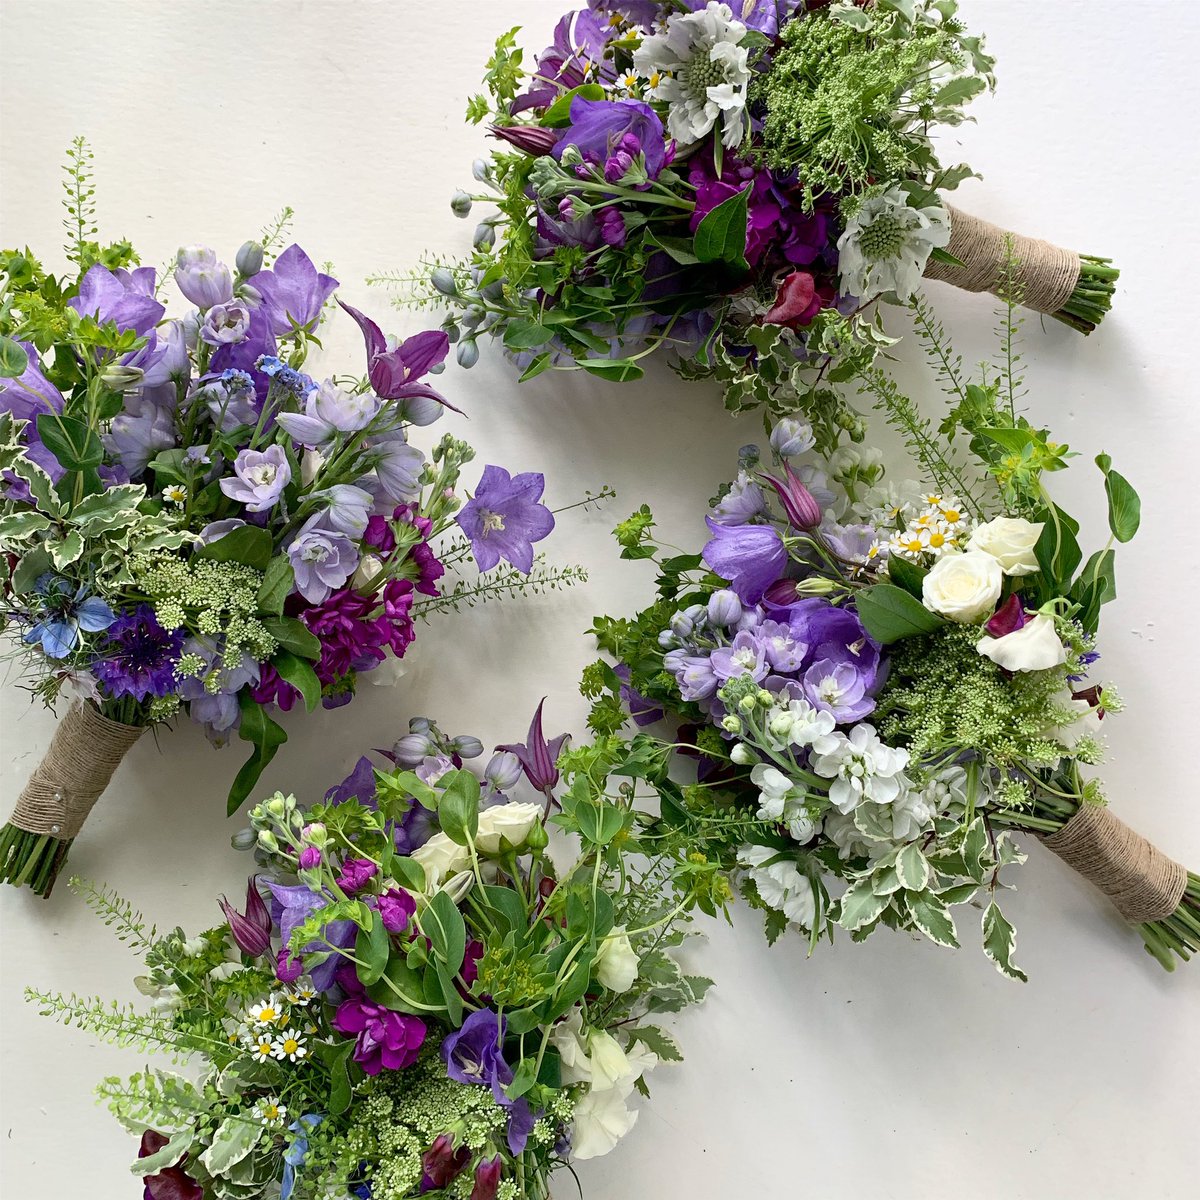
(1, 2, 1198, 1197)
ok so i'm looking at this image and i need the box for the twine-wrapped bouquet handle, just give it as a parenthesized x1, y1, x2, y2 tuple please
(10, 701, 145, 840)
(1041, 804, 1188, 925)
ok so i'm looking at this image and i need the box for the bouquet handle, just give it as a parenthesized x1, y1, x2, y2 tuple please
(1040, 803, 1187, 925)
(922, 203, 1117, 332)
(1, 701, 145, 896)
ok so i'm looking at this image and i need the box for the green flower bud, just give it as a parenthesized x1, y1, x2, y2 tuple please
(257, 830, 279, 852)
(524, 823, 550, 853)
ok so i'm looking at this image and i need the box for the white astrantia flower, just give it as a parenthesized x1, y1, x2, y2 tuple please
(837, 187, 950, 302)
(633, 2, 752, 149)
(977, 613, 1068, 673)
(809, 724, 910, 813)
(737, 843, 818, 928)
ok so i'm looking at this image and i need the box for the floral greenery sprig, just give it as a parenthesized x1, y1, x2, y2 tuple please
(576, 286, 1199, 978)
(28, 707, 719, 1200)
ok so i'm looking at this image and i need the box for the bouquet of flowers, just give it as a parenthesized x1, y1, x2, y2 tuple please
(0, 142, 587, 897)
(389, 0, 1118, 418)
(581, 286, 1198, 977)
(28, 707, 719, 1199)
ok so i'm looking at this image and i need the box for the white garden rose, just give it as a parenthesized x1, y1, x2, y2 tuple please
(977, 613, 1068, 673)
(594, 926, 640, 993)
(410, 832, 470, 888)
(473, 801, 543, 854)
(968, 516, 1044, 576)
(921, 550, 1003, 622)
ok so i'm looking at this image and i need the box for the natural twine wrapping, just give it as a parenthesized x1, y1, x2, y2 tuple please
(1041, 804, 1187, 925)
(9, 702, 145, 839)
(923, 204, 1082, 315)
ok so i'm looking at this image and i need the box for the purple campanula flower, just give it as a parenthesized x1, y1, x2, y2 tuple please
(767, 597, 882, 687)
(254, 244, 338, 336)
(105, 395, 176, 476)
(338, 302, 458, 412)
(587, 0, 660, 24)
(175, 245, 234, 310)
(702, 518, 788, 605)
(70, 264, 164, 335)
(333, 996, 427, 1074)
(335, 858, 378, 894)
(709, 630, 768, 683)
(375, 887, 416, 934)
(484, 750, 524, 790)
(286, 516, 359, 604)
(0, 342, 67, 494)
(196, 517, 246, 546)
(218, 877, 272, 957)
(373, 437, 425, 502)
(442, 1008, 512, 1096)
(456, 465, 555, 574)
(554, 97, 669, 180)
(709, 472, 767, 526)
(512, 9, 617, 113)
(220, 444, 292, 512)
(267, 882, 355, 992)
(496, 699, 569, 794)
(93, 605, 183, 701)
(802, 657, 875, 723)
(276, 379, 380, 448)
(200, 299, 251, 346)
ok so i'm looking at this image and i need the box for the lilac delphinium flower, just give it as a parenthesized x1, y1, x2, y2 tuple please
(70, 264, 164, 334)
(757, 617, 807, 673)
(220, 445, 292, 512)
(456, 465, 554, 573)
(709, 629, 768, 683)
(334, 996, 427, 1075)
(709, 471, 767, 526)
(105, 395, 177, 476)
(287, 516, 359, 604)
(664, 651, 719, 702)
(702, 518, 787, 605)
(496, 699, 569, 793)
(93, 605, 183, 701)
(254, 245, 338, 336)
(802, 658, 875, 722)
(200, 299, 251, 346)
(276, 379, 380, 448)
(22, 574, 115, 659)
(175, 246, 234, 310)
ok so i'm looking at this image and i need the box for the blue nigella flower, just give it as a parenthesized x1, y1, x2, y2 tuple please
(22, 573, 115, 660)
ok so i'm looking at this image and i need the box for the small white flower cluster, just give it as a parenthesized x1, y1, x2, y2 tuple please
(738, 844, 819, 928)
(238, 987, 316, 1064)
(882, 493, 972, 562)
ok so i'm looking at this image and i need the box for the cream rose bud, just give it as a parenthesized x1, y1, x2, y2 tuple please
(410, 831, 470, 888)
(473, 802, 543, 854)
(921, 550, 1003, 622)
(351, 554, 384, 591)
(968, 517, 1044, 576)
(594, 926, 640, 993)
(977, 613, 1067, 673)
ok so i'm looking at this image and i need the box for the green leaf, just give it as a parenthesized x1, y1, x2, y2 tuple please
(692, 186, 749, 271)
(257, 557, 295, 616)
(855, 583, 943, 644)
(0, 335, 29, 378)
(228, 695, 287, 816)
(505, 1057, 539, 1101)
(12, 545, 52, 594)
(885, 554, 927, 600)
(896, 842, 930, 891)
(324, 1040, 356, 1117)
(934, 76, 987, 107)
(1095, 453, 1140, 543)
(437, 769, 480, 847)
(131, 1128, 193, 1176)
(518, 352, 551, 382)
(1070, 548, 1117, 634)
(0, 511, 52, 540)
(645, 230, 701, 266)
(1034, 504, 1082, 591)
(48, 530, 84, 570)
(199, 1116, 262, 1176)
(271, 650, 321, 713)
(542, 83, 606, 126)
(69, 484, 146, 531)
(36, 413, 103, 471)
(263, 616, 321, 659)
(482, 883, 528, 935)
(574, 798, 625, 846)
(579, 358, 644, 383)
(836, 877, 889, 932)
(629, 1025, 683, 1063)
(423, 889, 467, 975)
(355, 908, 391, 987)
(981, 900, 1028, 982)
(12, 457, 61, 514)
(503, 319, 552, 350)
(196, 524, 273, 571)
(907, 891, 959, 948)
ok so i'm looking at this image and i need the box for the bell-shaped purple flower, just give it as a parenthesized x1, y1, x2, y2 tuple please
(175, 245, 234, 310)
(373, 437, 425, 501)
(276, 379, 380, 449)
(456, 465, 555, 574)
(313, 484, 373, 539)
(70, 264, 164, 335)
(105, 395, 177, 477)
(555, 96, 669, 180)
(218, 877, 272, 957)
(220, 445, 292, 512)
(471, 1157, 503, 1200)
(495, 699, 569, 794)
(255, 245, 338, 336)
(702, 518, 788, 605)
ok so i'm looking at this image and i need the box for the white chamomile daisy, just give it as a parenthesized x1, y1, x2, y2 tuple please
(247, 1033, 275, 1063)
(271, 1028, 308, 1062)
(285, 979, 318, 1007)
(889, 528, 930, 560)
(254, 1097, 288, 1127)
(162, 484, 188, 507)
(248, 995, 285, 1027)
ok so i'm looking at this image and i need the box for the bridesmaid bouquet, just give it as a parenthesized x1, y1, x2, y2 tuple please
(391, 0, 1117, 417)
(0, 143, 583, 896)
(582, 289, 1198, 977)
(28, 708, 717, 1199)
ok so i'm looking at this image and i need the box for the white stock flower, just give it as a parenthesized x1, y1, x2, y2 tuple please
(750, 763, 817, 842)
(737, 844, 818, 928)
(763, 696, 837, 753)
(921, 550, 1003, 622)
(968, 516, 1044, 576)
(410, 832, 470, 888)
(884, 785, 935, 842)
(822, 812, 872, 861)
(977, 613, 1068, 673)
(595, 926, 640, 993)
(633, 2, 752, 149)
(474, 802, 543, 854)
(809, 724, 909, 813)
(837, 188, 950, 301)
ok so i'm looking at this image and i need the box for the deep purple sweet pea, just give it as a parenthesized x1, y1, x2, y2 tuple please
(496, 699, 569, 794)
(220, 445, 292, 512)
(254, 244, 338, 336)
(333, 996, 427, 1074)
(335, 858, 378, 894)
(986, 594, 1028, 638)
(802, 657, 875, 722)
(421, 1135, 471, 1191)
(287, 517, 359, 604)
(554, 96, 669, 180)
(70, 264, 164, 335)
(456, 465, 555, 574)
(702, 518, 788, 605)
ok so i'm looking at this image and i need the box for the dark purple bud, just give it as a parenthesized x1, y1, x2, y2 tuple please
(489, 123, 560, 157)
(496, 699, 570, 795)
(336, 858, 378, 894)
(298, 846, 322, 870)
(376, 887, 417, 934)
(762, 462, 822, 530)
(603, 150, 634, 182)
(471, 1156, 503, 1200)
(218, 877, 272, 958)
(421, 1133, 471, 1189)
(276, 948, 304, 983)
(763, 578, 800, 606)
(985, 593, 1028, 638)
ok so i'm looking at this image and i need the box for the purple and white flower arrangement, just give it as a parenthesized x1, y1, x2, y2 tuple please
(390, 0, 1116, 421)
(0, 142, 588, 897)
(586, 292, 1200, 977)
(28, 708, 717, 1199)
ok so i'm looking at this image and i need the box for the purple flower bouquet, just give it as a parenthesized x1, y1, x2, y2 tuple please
(0, 143, 584, 898)
(394, 0, 1117, 418)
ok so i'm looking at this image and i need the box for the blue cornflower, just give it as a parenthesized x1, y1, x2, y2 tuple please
(22, 574, 115, 660)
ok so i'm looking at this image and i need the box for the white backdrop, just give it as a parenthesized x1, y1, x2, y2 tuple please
(1, 2, 1198, 1197)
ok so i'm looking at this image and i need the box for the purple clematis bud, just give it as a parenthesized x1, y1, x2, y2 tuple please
(490, 123, 561, 156)
(761, 461, 822, 530)
(218, 877, 272, 958)
(471, 1157, 503, 1200)
(175, 245, 234, 310)
(496, 699, 569, 795)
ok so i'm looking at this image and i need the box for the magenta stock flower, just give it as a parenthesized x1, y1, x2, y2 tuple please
(496, 699, 569, 794)
(255, 245, 338, 336)
(218, 877, 272, 957)
(456, 465, 555, 574)
(375, 887, 417, 934)
(335, 858, 378, 894)
(333, 996, 427, 1074)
